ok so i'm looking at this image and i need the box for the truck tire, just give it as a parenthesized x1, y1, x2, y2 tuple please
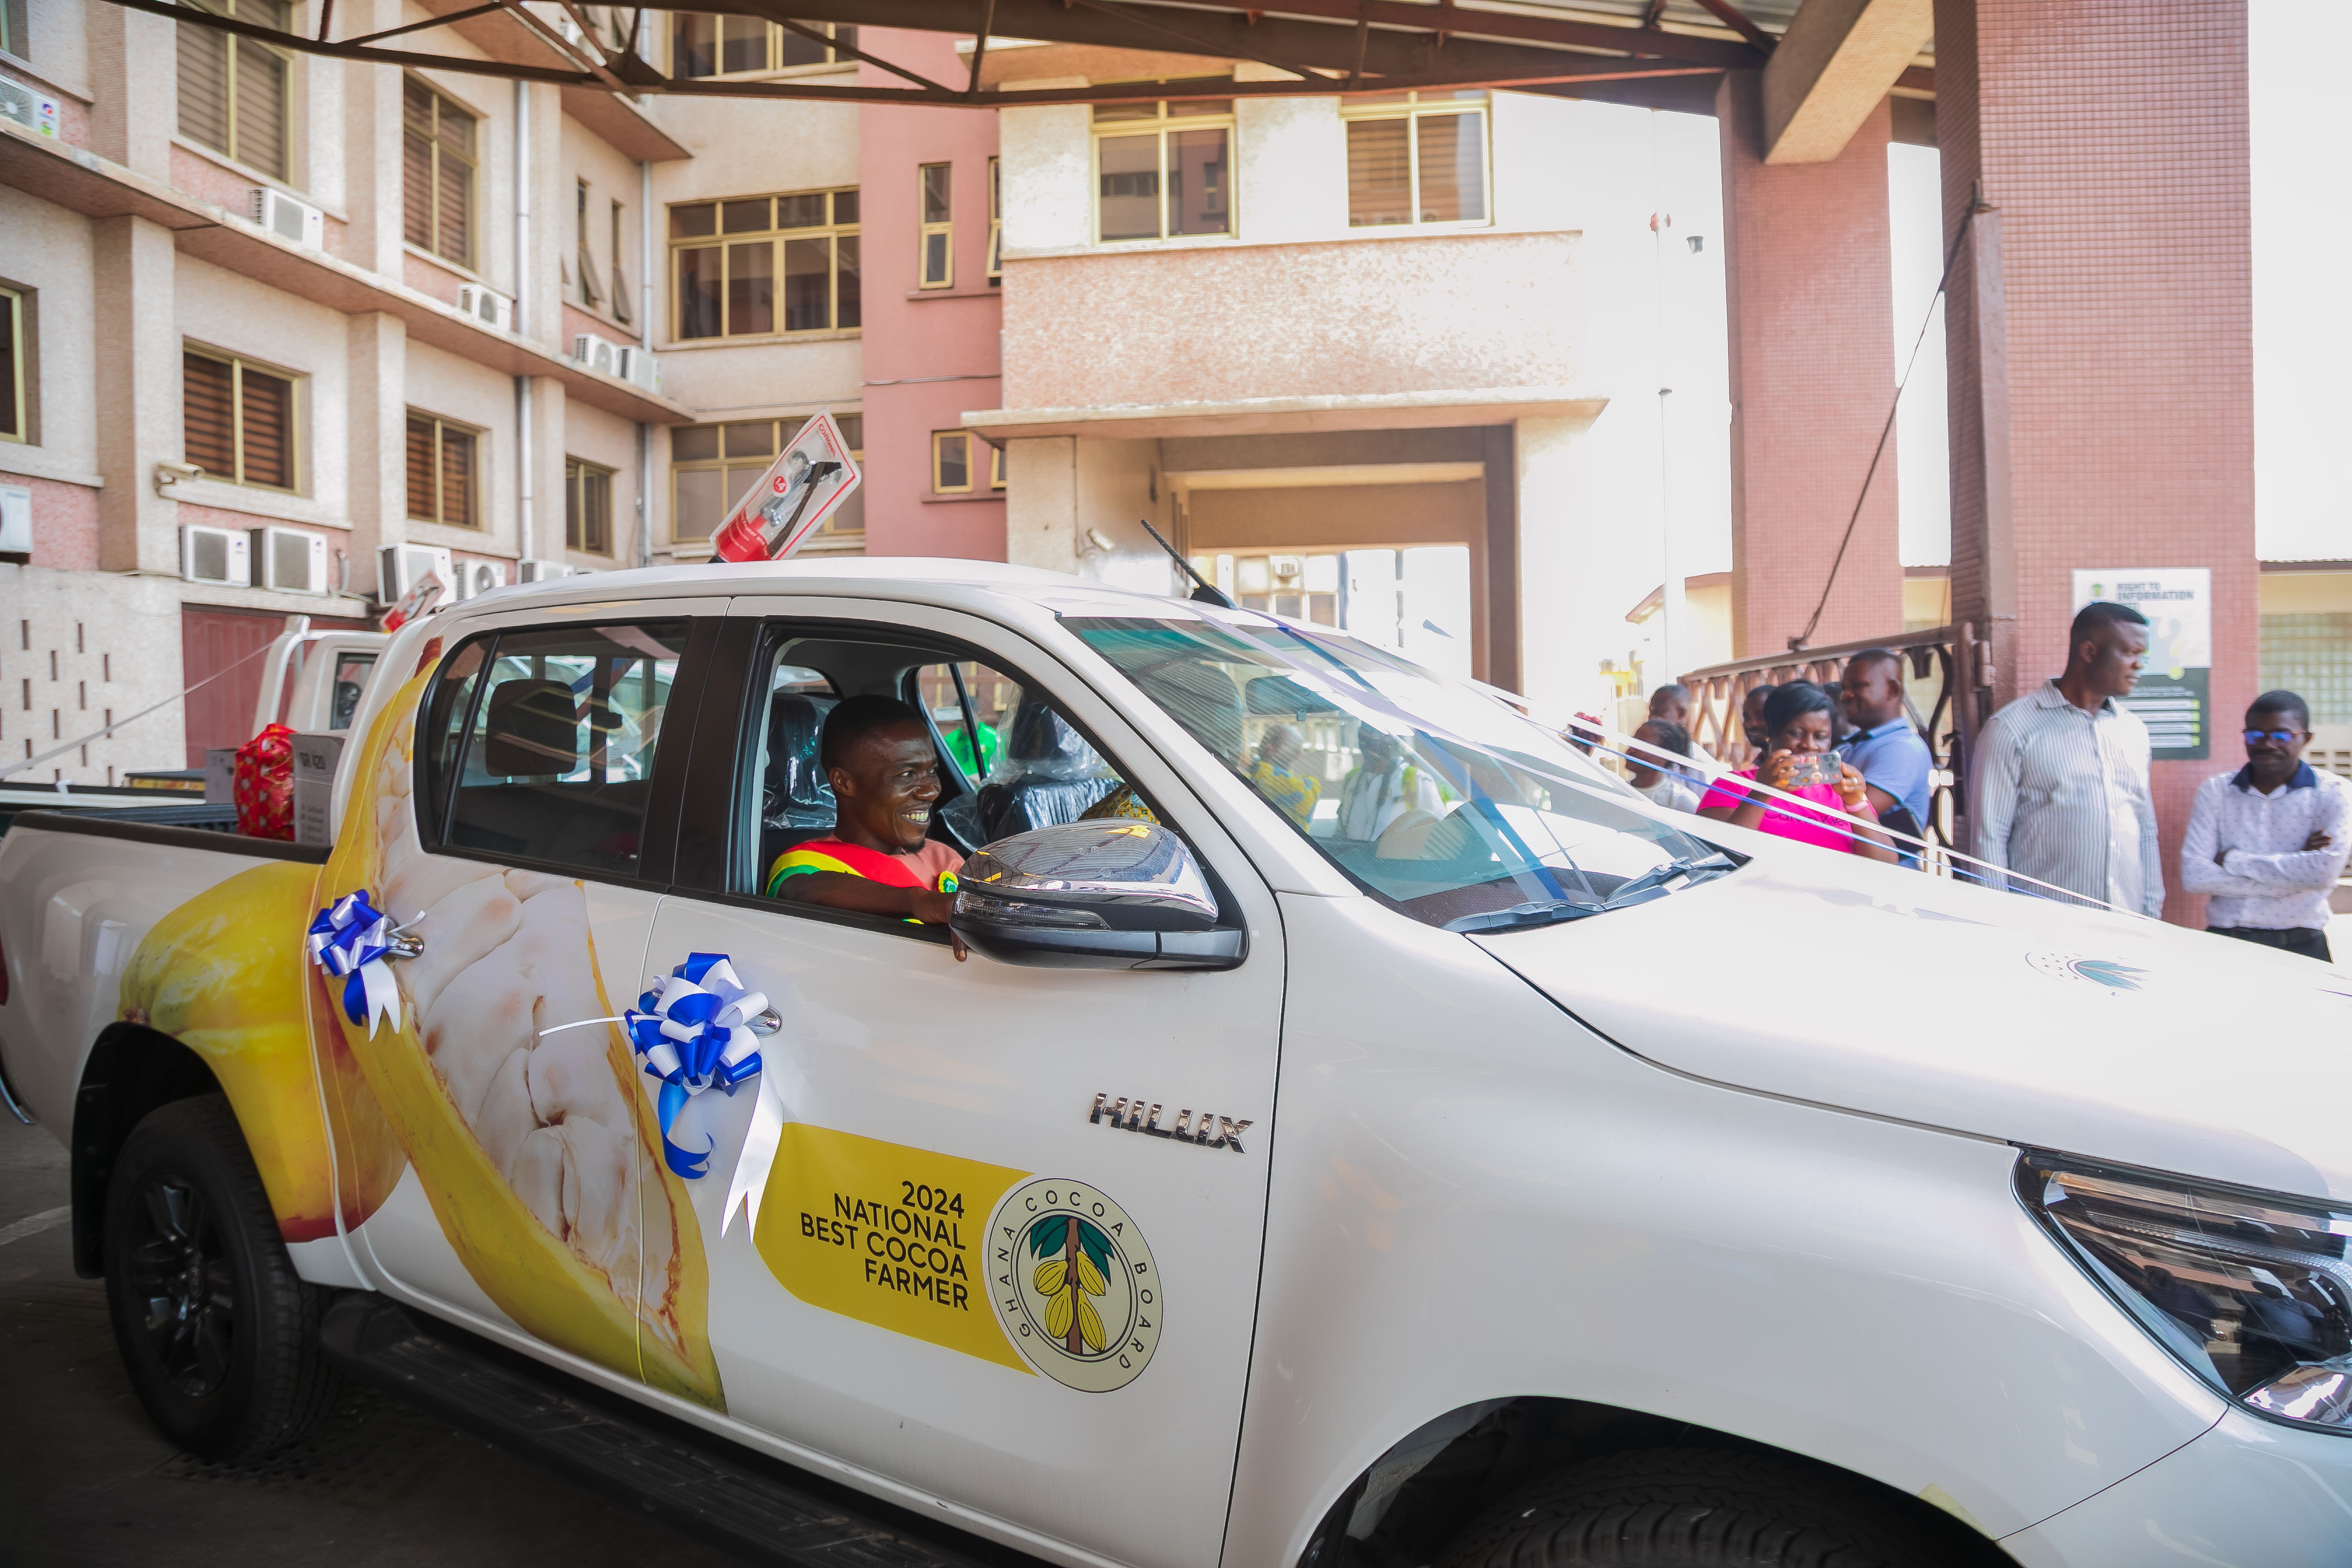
(101, 1093, 336, 1460)
(1436, 1448, 1975, 1568)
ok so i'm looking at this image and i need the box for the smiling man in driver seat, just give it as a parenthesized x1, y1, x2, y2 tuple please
(767, 695, 968, 952)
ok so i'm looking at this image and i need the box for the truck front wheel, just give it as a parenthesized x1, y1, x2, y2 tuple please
(102, 1094, 336, 1460)
(1438, 1449, 1981, 1568)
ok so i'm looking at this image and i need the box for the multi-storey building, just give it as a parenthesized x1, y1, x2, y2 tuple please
(0, 5, 1011, 780)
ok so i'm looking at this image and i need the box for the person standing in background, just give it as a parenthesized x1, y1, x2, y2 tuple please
(1839, 649, 1933, 865)
(1627, 719, 1701, 813)
(1739, 684, 1776, 761)
(2179, 691, 2348, 963)
(1970, 602, 2163, 915)
(1648, 684, 1693, 731)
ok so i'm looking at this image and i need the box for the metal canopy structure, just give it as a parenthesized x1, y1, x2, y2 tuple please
(115, 0, 1931, 115)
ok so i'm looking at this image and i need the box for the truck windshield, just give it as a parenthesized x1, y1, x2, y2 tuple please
(1063, 612, 1734, 932)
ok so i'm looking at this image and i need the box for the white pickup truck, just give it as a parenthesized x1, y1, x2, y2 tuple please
(4, 560, 2350, 1568)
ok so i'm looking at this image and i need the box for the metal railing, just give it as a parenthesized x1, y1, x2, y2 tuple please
(1681, 622, 1982, 861)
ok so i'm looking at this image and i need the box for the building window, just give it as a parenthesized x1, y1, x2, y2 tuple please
(989, 438, 1006, 490)
(1092, 94, 1233, 243)
(573, 180, 604, 310)
(1343, 91, 1489, 229)
(177, 0, 293, 181)
(610, 199, 632, 324)
(0, 285, 24, 445)
(671, 14, 855, 78)
(671, 188, 859, 340)
(566, 456, 614, 555)
(405, 410, 478, 528)
(918, 162, 952, 289)
(987, 156, 1002, 284)
(403, 78, 477, 266)
(183, 347, 298, 490)
(672, 414, 862, 550)
(1, 0, 27, 58)
(931, 431, 973, 494)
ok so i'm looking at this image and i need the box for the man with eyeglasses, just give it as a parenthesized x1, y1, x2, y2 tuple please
(2179, 690, 2349, 963)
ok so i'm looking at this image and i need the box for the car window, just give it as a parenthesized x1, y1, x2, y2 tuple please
(438, 621, 690, 879)
(330, 652, 378, 730)
(1066, 611, 1730, 932)
(743, 632, 1148, 902)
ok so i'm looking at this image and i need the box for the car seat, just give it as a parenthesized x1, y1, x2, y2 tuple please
(758, 691, 838, 881)
(972, 695, 1119, 843)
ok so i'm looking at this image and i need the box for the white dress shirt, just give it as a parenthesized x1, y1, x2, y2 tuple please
(2179, 762, 2350, 931)
(1970, 679, 2164, 916)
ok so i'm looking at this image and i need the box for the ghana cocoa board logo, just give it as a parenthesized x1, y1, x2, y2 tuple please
(988, 1177, 1161, 1393)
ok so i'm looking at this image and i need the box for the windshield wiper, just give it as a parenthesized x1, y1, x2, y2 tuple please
(1443, 853, 1740, 935)
(1444, 900, 1606, 935)
(1599, 852, 1738, 908)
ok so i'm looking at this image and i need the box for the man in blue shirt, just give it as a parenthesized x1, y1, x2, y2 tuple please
(1839, 648, 1933, 866)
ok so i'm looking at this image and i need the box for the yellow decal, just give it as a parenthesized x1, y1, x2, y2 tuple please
(752, 1125, 1032, 1373)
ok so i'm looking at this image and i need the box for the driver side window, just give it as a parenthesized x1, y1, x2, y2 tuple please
(738, 630, 1153, 904)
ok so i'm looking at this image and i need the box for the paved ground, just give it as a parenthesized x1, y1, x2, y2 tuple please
(0, 1112, 749, 1568)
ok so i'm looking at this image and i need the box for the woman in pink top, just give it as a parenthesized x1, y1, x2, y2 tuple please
(1696, 682, 1898, 862)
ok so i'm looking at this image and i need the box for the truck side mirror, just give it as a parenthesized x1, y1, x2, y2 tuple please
(951, 821, 1246, 971)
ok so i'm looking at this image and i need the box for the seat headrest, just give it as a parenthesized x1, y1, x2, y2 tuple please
(483, 678, 579, 776)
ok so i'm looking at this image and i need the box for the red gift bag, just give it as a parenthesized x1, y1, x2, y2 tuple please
(235, 723, 296, 840)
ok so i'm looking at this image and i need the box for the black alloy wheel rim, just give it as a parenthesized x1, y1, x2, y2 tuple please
(126, 1172, 237, 1398)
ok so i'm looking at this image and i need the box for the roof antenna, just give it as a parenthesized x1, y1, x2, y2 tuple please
(1134, 516, 1235, 608)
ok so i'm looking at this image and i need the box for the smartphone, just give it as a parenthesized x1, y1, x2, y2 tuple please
(1779, 752, 1843, 789)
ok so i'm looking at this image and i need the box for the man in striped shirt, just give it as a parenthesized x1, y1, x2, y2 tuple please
(2179, 690, 2348, 962)
(1969, 602, 2164, 916)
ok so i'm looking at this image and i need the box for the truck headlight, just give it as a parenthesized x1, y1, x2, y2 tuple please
(2021, 1151, 2352, 1432)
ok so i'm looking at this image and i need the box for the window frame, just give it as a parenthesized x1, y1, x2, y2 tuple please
(565, 454, 616, 555)
(1340, 91, 1493, 232)
(667, 187, 861, 342)
(1090, 94, 1236, 246)
(177, 0, 295, 181)
(670, 14, 857, 79)
(609, 197, 633, 325)
(415, 618, 715, 892)
(677, 616, 1185, 928)
(574, 178, 604, 309)
(987, 155, 1002, 283)
(931, 430, 973, 495)
(671, 413, 863, 550)
(0, 284, 26, 446)
(405, 408, 482, 529)
(183, 343, 303, 492)
(918, 161, 953, 290)
(403, 75, 479, 268)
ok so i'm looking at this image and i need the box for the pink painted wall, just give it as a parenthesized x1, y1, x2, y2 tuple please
(1, 473, 101, 570)
(856, 30, 1005, 561)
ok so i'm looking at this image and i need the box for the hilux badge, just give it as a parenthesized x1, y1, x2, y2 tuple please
(988, 1177, 1162, 1392)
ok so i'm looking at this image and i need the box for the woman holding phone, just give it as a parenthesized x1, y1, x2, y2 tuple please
(1696, 682, 1898, 862)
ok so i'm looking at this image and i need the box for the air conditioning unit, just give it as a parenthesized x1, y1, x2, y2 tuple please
(249, 526, 328, 594)
(617, 346, 660, 392)
(453, 558, 507, 600)
(251, 187, 325, 251)
(518, 559, 580, 583)
(0, 74, 60, 139)
(574, 333, 621, 378)
(377, 543, 454, 603)
(182, 525, 252, 587)
(456, 283, 515, 332)
(0, 484, 28, 557)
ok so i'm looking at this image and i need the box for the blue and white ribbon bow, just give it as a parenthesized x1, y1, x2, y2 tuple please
(626, 953, 767, 1180)
(307, 889, 404, 1038)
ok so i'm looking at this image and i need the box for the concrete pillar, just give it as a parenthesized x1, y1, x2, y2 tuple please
(342, 2, 409, 278)
(1717, 75, 1903, 657)
(521, 374, 567, 563)
(90, 216, 180, 575)
(1934, 0, 2255, 925)
(346, 313, 407, 595)
(84, 3, 174, 176)
(1005, 436, 1079, 575)
(1514, 413, 1607, 724)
